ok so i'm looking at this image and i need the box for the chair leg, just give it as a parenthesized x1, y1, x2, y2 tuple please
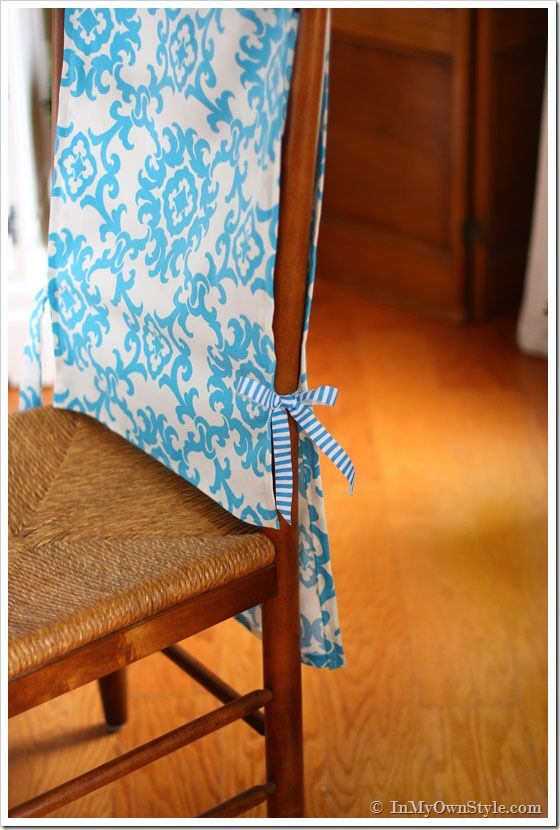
(262, 524, 304, 816)
(98, 668, 127, 732)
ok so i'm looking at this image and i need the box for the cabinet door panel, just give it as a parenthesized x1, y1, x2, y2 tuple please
(319, 9, 472, 321)
(325, 46, 451, 248)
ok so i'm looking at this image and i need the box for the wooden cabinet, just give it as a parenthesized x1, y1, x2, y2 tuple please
(318, 9, 547, 321)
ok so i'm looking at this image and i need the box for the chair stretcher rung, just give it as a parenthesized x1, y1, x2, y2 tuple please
(161, 644, 266, 735)
(8, 688, 271, 819)
(199, 782, 276, 818)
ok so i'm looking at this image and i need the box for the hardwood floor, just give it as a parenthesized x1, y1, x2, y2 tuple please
(8, 282, 548, 819)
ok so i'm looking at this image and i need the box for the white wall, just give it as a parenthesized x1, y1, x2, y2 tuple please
(8, 8, 55, 386)
(516, 75, 548, 358)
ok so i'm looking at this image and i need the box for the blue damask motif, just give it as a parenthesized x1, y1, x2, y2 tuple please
(54, 270, 87, 329)
(47, 230, 110, 373)
(63, 9, 141, 101)
(137, 125, 219, 281)
(232, 206, 265, 284)
(155, 10, 233, 135)
(21, 10, 345, 669)
(237, 10, 297, 167)
(65, 7, 113, 53)
(168, 14, 198, 91)
(59, 132, 97, 201)
(143, 314, 173, 379)
(162, 167, 198, 235)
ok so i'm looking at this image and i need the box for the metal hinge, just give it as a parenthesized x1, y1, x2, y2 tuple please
(461, 218, 486, 245)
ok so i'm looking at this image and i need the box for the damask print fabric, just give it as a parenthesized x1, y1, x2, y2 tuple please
(20, 8, 344, 668)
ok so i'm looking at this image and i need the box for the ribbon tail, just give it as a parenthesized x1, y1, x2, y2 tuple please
(236, 376, 355, 521)
(19, 285, 48, 411)
(271, 406, 293, 524)
(291, 403, 355, 494)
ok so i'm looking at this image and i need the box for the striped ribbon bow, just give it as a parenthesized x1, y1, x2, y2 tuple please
(237, 377, 355, 524)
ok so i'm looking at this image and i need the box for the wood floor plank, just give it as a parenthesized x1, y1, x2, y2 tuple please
(217, 618, 267, 818)
(424, 702, 547, 817)
(112, 685, 224, 817)
(8, 682, 117, 817)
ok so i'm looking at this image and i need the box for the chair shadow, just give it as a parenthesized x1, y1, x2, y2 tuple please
(9, 721, 111, 763)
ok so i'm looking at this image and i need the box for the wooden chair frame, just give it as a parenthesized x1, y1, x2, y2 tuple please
(8, 8, 328, 820)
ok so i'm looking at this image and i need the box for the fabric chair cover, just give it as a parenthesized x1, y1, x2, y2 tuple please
(20, 8, 351, 668)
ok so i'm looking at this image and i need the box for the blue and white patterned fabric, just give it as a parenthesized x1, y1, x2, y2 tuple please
(20, 8, 350, 669)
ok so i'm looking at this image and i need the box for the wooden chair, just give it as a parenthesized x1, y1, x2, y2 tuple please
(8, 9, 328, 819)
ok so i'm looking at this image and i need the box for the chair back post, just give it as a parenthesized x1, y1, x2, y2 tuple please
(262, 8, 329, 819)
(271, 8, 328, 397)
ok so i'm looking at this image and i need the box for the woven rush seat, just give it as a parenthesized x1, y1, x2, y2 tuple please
(8, 406, 274, 681)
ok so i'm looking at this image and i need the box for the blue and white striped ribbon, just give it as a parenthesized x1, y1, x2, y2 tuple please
(237, 376, 355, 524)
